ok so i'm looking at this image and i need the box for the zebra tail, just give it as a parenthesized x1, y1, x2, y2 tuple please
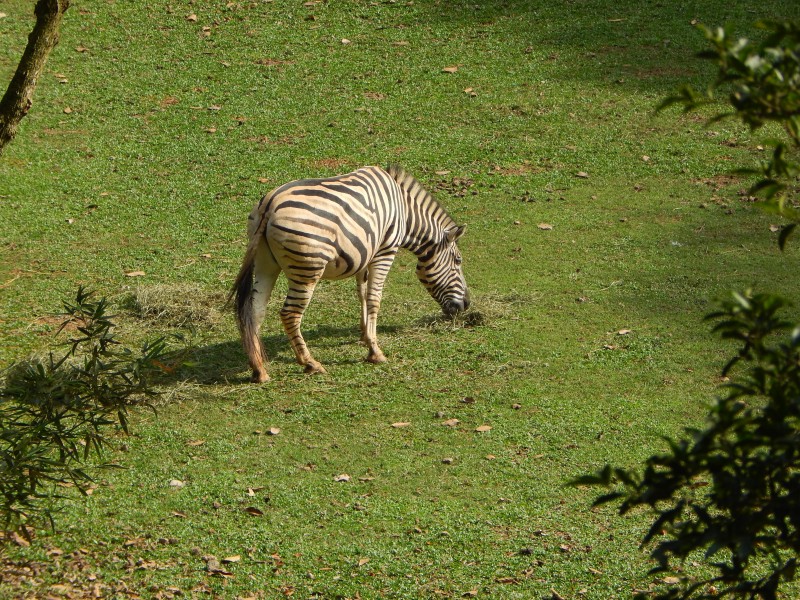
(228, 209, 271, 376)
(227, 208, 270, 317)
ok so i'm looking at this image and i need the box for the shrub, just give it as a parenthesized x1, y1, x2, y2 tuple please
(0, 287, 174, 537)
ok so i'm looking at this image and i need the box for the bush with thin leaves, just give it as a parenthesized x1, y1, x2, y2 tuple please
(574, 292, 800, 599)
(659, 19, 800, 248)
(0, 287, 175, 538)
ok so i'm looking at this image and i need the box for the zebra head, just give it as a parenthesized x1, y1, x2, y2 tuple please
(416, 225, 470, 317)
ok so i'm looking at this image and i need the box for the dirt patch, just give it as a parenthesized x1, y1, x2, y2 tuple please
(490, 162, 547, 176)
(434, 175, 477, 198)
(692, 174, 742, 191)
(308, 158, 356, 172)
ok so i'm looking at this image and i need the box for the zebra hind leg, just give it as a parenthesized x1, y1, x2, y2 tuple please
(245, 240, 281, 383)
(280, 277, 327, 375)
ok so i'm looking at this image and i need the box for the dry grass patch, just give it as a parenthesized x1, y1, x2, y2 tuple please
(415, 291, 535, 330)
(122, 283, 226, 329)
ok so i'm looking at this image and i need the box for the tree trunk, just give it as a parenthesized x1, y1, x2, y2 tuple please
(0, 0, 70, 156)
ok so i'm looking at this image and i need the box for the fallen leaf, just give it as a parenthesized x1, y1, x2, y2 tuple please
(186, 439, 205, 447)
(576, 171, 589, 178)
(125, 270, 146, 277)
(442, 65, 459, 73)
(537, 223, 553, 230)
(641, 155, 651, 162)
(200, 253, 212, 259)
(75, 45, 88, 53)
(511, 403, 522, 410)
(391, 422, 411, 428)
(770, 224, 781, 232)
(244, 507, 264, 516)
(186, 13, 198, 22)
(617, 329, 632, 335)
(63, 107, 73, 114)
(442, 457, 455, 464)
(662, 576, 681, 585)
(392, 40, 409, 46)
(205, 127, 217, 133)
(172, 511, 188, 518)
(341, 38, 351, 45)
(10, 531, 30, 547)
(475, 425, 492, 432)
(462, 590, 478, 598)
(266, 427, 281, 435)
(169, 479, 185, 488)
(258, 177, 270, 183)
(222, 555, 241, 564)
(357, 557, 370, 566)
(333, 473, 351, 482)
(442, 418, 460, 427)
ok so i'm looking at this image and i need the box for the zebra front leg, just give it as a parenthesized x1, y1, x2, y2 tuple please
(280, 277, 327, 375)
(244, 241, 280, 383)
(359, 252, 397, 364)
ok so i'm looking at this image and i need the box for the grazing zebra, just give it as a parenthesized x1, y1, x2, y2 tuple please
(230, 165, 470, 382)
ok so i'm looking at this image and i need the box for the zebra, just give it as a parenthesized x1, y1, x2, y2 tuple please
(230, 165, 470, 382)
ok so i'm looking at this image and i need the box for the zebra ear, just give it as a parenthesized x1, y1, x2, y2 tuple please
(445, 225, 466, 244)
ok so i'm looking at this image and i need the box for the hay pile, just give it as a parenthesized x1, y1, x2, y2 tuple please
(123, 283, 226, 328)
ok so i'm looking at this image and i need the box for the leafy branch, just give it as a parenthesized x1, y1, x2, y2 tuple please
(574, 292, 800, 599)
(0, 287, 178, 538)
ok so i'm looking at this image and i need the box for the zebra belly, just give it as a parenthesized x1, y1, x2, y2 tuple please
(322, 256, 361, 280)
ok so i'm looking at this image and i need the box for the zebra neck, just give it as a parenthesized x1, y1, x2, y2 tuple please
(400, 213, 453, 258)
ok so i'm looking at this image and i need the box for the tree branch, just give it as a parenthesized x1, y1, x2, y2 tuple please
(0, 0, 70, 156)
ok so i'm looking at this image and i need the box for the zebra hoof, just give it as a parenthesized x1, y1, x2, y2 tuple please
(304, 362, 327, 375)
(365, 352, 387, 364)
(250, 370, 270, 383)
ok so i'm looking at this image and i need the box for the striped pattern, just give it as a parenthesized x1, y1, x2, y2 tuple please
(231, 165, 470, 382)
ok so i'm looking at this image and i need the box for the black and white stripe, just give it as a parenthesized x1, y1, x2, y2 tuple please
(231, 165, 470, 382)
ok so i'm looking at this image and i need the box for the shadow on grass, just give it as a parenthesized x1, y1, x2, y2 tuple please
(161, 323, 403, 385)
(408, 0, 800, 94)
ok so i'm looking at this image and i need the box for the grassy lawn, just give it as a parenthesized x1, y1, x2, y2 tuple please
(2, 0, 800, 598)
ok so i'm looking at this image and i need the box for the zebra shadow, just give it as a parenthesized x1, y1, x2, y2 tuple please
(166, 323, 403, 385)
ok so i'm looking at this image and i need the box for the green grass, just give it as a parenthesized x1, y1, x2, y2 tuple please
(2, 0, 800, 598)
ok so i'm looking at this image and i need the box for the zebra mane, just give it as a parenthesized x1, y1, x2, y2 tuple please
(386, 164, 456, 228)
